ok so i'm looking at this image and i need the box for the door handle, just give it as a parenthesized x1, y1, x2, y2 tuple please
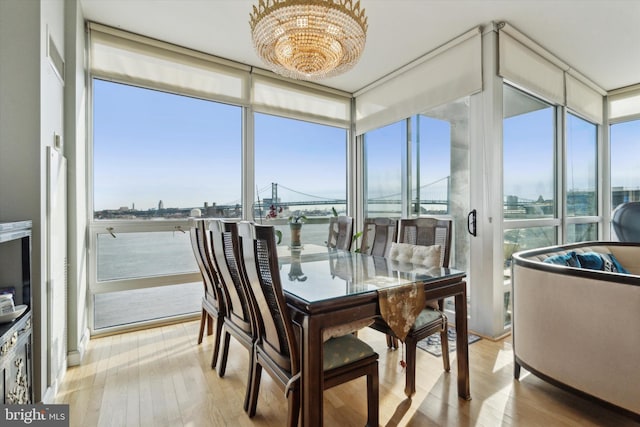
(467, 209, 477, 237)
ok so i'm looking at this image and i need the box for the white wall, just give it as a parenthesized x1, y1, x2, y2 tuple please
(0, 0, 45, 402)
(41, 0, 67, 403)
(0, 0, 68, 403)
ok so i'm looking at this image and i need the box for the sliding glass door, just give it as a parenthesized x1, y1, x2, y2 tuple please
(363, 97, 471, 317)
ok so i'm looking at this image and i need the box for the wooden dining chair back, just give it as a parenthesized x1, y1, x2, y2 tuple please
(359, 217, 397, 257)
(397, 217, 453, 267)
(327, 215, 354, 251)
(189, 220, 224, 363)
(370, 216, 454, 397)
(239, 223, 379, 427)
(208, 219, 257, 411)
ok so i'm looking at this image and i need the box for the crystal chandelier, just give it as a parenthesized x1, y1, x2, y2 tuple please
(249, 0, 368, 81)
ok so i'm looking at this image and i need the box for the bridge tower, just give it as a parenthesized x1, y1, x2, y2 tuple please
(272, 182, 278, 208)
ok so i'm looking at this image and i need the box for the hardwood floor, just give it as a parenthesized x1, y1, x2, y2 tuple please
(55, 321, 639, 427)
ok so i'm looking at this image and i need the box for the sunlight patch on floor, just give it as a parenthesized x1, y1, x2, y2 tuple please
(475, 382, 514, 426)
(492, 347, 513, 373)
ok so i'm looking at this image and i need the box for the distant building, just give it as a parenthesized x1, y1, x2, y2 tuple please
(158, 200, 164, 210)
(612, 187, 640, 208)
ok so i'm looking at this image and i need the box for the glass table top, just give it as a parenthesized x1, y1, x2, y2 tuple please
(278, 248, 465, 304)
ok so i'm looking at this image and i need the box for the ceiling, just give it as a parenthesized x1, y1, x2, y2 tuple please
(79, 0, 640, 94)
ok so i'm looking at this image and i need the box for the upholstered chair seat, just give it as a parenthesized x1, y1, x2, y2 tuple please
(323, 334, 376, 370)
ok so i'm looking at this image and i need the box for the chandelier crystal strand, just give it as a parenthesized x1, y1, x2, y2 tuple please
(250, 0, 368, 80)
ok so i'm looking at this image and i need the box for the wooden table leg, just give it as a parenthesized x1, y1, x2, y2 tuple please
(301, 314, 324, 427)
(455, 281, 471, 400)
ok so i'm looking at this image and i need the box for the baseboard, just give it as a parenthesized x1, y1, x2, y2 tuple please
(67, 327, 90, 366)
(40, 386, 56, 404)
(39, 361, 68, 404)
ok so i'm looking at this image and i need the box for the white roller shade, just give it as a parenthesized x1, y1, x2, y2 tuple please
(251, 71, 351, 128)
(354, 27, 482, 135)
(566, 73, 603, 124)
(89, 23, 250, 106)
(499, 23, 605, 121)
(498, 31, 564, 105)
(609, 85, 640, 121)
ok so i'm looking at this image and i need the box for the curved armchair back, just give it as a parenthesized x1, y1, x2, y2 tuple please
(612, 202, 640, 242)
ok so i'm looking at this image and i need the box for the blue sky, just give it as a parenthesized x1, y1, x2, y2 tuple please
(94, 79, 638, 212)
(93, 79, 453, 212)
(611, 120, 640, 189)
(94, 79, 242, 210)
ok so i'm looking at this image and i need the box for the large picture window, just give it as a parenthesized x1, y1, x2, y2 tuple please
(503, 85, 602, 327)
(93, 79, 242, 219)
(503, 85, 557, 328)
(254, 113, 347, 247)
(91, 79, 242, 332)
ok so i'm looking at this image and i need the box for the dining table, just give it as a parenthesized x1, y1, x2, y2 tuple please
(278, 247, 470, 427)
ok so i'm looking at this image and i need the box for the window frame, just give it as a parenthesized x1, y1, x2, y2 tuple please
(501, 84, 603, 328)
(563, 109, 600, 242)
(88, 76, 246, 335)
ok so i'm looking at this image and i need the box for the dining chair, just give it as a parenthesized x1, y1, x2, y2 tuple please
(359, 217, 397, 257)
(189, 220, 224, 365)
(239, 222, 379, 427)
(207, 219, 257, 411)
(369, 216, 453, 397)
(397, 217, 452, 267)
(326, 215, 354, 251)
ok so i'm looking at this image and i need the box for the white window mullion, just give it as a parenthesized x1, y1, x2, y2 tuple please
(558, 106, 566, 243)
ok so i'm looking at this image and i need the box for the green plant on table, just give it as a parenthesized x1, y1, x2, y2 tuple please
(352, 231, 363, 252)
(288, 213, 307, 224)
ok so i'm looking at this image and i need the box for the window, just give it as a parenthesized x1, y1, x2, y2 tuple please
(502, 85, 602, 327)
(412, 115, 451, 215)
(364, 121, 404, 218)
(611, 119, 640, 208)
(93, 79, 242, 219)
(411, 98, 471, 275)
(96, 230, 195, 281)
(254, 113, 347, 248)
(565, 113, 598, 243)
(503, 85, 558, 328)
(503, 226, 557, 325)
(503, 85, 556, 220)
(362, 98, 471, 314)
(91, 79, 242, 332)
(566, 223, 597, 243)
(566, 113, 597, 217)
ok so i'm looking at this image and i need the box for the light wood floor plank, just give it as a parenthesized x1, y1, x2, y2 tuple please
(56, 321, 640, 427)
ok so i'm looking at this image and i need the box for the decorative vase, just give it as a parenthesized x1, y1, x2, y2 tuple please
(290, 222, 302, 248)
